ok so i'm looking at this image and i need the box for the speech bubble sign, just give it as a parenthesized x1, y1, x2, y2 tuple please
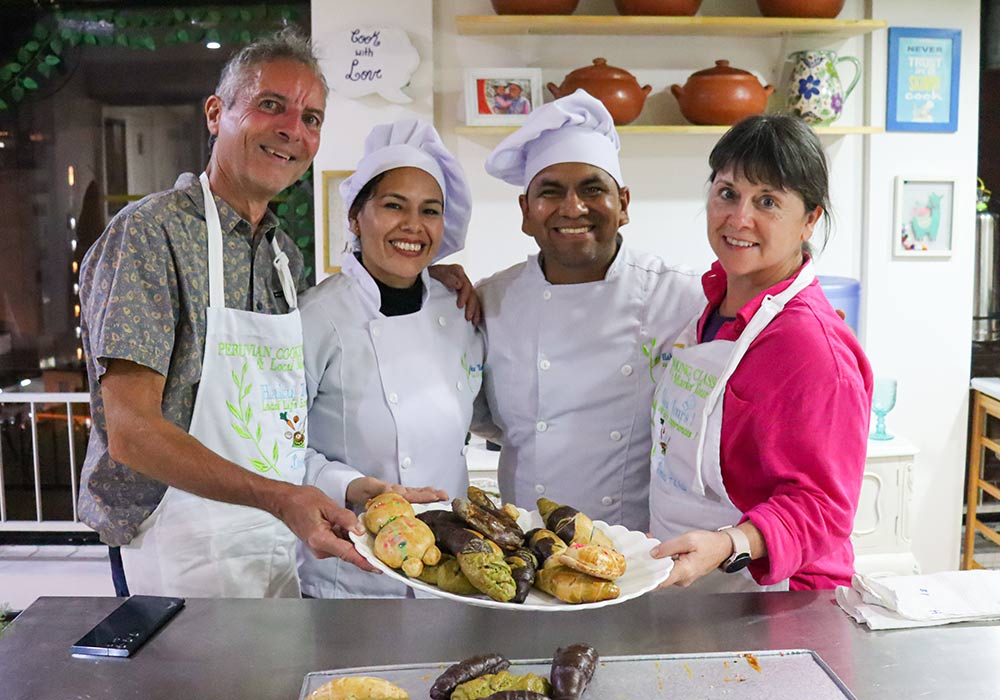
(327, 26, 420, 104)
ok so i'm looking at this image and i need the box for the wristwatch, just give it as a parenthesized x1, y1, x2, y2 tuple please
(717, 525, 752, 573)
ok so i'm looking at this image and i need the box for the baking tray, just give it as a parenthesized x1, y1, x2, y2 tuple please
(300, 649, 857, 699)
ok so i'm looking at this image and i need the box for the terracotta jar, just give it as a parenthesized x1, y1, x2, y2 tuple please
(756, 0, 844, 18)
(614, 0, 702, 15)
(547, 58, 652, 125)
(490, 0, 580, 14)
(670, 60, 774, 126)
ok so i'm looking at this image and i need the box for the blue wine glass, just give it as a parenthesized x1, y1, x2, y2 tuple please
(870, 378, 897, 441)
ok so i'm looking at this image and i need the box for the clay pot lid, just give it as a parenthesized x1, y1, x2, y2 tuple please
(564, 57, 638, 82)
(688, 59, 757, 80)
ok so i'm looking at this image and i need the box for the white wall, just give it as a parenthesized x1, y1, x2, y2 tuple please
(862, 0, 980, 573)
(310, 0, 981, 573)
(311, 0, 433, 273)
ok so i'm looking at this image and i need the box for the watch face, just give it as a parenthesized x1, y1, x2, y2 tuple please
(724, 552, 752, 574)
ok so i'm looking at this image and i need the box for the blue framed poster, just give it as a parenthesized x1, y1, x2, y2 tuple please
(886, 27, 961, 132)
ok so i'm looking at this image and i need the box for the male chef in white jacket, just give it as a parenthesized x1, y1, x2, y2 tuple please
(474, 90, 704, 532)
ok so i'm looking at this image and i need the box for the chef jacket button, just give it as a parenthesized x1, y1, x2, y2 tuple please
(535, 420, 548, 433)
(610, 430, 622, 441)
(255, 302, 264, 311)
(372, 325, 382, 337)
(401, 457, 412, 469)
(462, 446, 469, 456)
(388, 392, 399, 404)
(620, 364, 633, 377)
(539, 359, 550, 370)
(601, 496, 613, 506)
(456, 381, 463, 390)
(535, 484, 546, 494)
(542, 290, 552, 300)
(438, 316, 447, 327)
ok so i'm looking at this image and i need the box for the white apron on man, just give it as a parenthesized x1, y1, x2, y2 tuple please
(650, 262, 816, 593)
(120, 172, 306, 598)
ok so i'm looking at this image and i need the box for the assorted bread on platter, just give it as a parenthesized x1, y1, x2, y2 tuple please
(360, 488, 627, 605)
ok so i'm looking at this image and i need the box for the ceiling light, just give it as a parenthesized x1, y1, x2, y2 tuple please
(206, 41, 221, 50)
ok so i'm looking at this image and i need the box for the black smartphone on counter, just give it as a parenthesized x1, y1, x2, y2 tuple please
(70, 595, 185, 658)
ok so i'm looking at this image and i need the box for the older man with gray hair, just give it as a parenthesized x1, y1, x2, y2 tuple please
(78, 28, 378, 598)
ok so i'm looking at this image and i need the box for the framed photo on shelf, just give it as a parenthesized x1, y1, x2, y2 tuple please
(464, 68, 543, 126)
(321, 169, 355, 274)
(886, 27, 961, 133)
(893, 175, 956, 258)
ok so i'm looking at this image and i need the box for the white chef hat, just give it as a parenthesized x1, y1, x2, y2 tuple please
(484, 89, 623, 189)
(340, 118, 471, 261)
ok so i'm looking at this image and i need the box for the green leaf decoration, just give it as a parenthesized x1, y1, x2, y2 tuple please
(7, 62, 22, 74)
(50, 38, 63, 54)
(25, 41, 40, 52)
(233, 423, 252, 440)
(17, 49, 31, 65)
(244, 403, 253, 422)
(189, 9, 204, 22)
(141, 36, 157, 51)
(295, 236, 311, 248)
(272, 441, 279, 463)
(239, 30, 252, 43)
(176, 29, 190, 43)
(207, 10, 223, 24)
(0, 68, 11, 82)
(10, 86, 24, 102)
(33, 23, 47, 40)
(44, 54, 60, 66)
(37, 63, 52, 78)
(206, 29, 221, 42)
(83, 34, 98, 46)
(98, 34, 114, 47)
(0, 98, 8, 111)
(295, 202, 309, 216)
(172, 9, 186, 22)
(116, 34, 129, 47)
(240, 9, 252, 21)
(277, 202, 290, 216)
(250, 458, 270, 473)
(226, 400, 242, 422)
(256, 424, 262, 442)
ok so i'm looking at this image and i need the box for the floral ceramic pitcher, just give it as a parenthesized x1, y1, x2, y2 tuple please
(786, 50, 862, 125)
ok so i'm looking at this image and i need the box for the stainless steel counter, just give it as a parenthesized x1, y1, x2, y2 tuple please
(1, 591, 997, 699)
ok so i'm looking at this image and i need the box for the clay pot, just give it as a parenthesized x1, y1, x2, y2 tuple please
(670, 60, 774, 126)
(490, 0, 580, 14)
(547, 58, 652, 125)
(756, 0, 844, 18)
(614, 0, 702, 15)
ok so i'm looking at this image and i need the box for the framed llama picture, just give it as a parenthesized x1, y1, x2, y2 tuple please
(892, 175, 956, 258)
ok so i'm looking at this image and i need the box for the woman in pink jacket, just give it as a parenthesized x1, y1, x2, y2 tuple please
(649, 115, 873, 592)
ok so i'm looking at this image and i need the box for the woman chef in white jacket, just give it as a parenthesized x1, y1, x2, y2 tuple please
(296, 119, 482, 598)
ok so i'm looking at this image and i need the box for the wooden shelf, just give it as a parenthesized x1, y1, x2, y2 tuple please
(455, 15, 887, 39)
(456, 125, 883, 136)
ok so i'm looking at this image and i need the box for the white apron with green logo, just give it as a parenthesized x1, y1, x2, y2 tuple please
(120, 172, 306, 598)
(649, 262, 815, 593)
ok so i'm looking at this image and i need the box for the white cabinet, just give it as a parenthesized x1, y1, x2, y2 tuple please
(853, 435, 921, 576)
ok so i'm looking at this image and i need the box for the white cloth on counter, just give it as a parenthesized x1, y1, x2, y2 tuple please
(836, 570, 1000, 630)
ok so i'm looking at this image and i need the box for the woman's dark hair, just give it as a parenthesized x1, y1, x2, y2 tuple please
(708, 114, 832, 254)
(348, 171, 389, 223)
